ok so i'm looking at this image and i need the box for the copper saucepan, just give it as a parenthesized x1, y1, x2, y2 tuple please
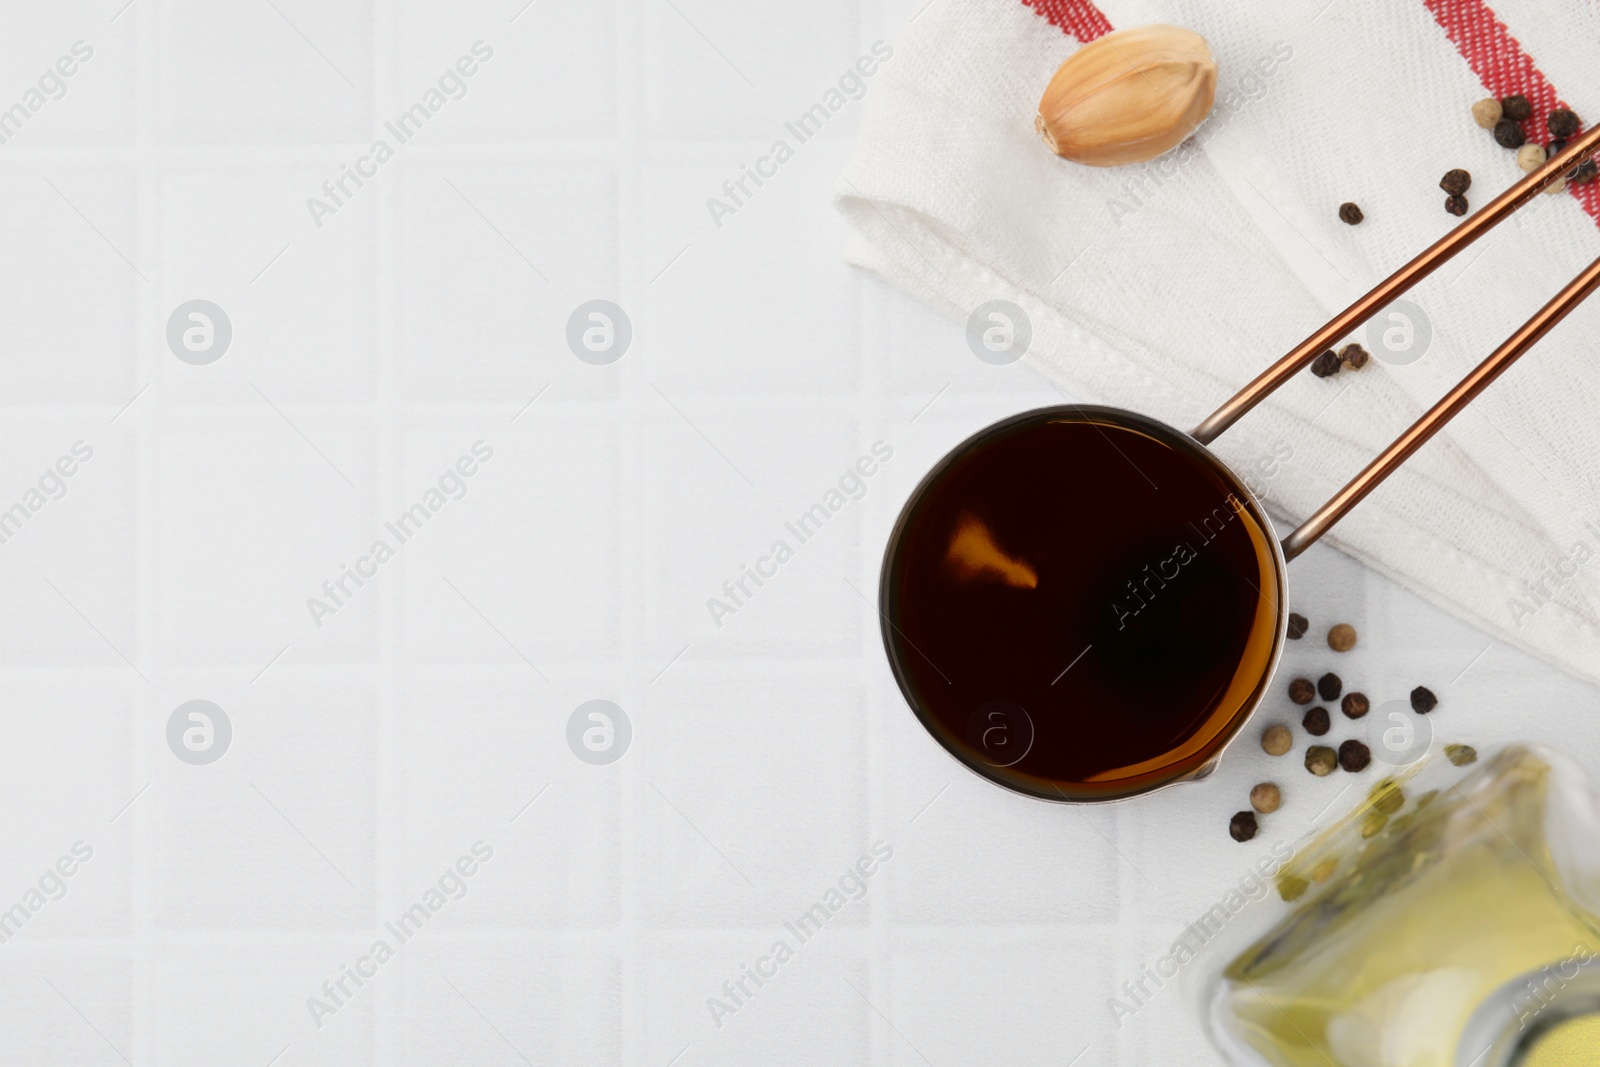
(880, 123, 1600, 803)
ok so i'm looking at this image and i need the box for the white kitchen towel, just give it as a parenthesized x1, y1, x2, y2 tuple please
(838, 0, 1600, 684)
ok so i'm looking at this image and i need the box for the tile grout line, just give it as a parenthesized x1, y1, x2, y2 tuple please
(617, 0, 646, 1061)
(376, 0, 406, 1054)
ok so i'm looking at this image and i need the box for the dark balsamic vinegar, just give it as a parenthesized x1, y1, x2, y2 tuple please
(883, 409, 1282, 801)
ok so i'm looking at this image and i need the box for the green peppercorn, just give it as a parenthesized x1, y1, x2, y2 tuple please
(1277, 873, 1309, 901)
(1306, 746, 1337, 776)
(1361, 811, 1389, 838)
(1445, 743, 1478, 766)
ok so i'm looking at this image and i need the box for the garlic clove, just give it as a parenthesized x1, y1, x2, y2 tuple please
(1036, 24, 1217, 167)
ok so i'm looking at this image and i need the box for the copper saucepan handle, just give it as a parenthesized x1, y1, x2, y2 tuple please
(1192, 121, 1600, 561)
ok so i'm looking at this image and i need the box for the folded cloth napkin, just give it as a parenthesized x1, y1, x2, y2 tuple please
(838, 0, 1600, 684)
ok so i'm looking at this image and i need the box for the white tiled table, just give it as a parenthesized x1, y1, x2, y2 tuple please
(1, 1, 1596, 1064)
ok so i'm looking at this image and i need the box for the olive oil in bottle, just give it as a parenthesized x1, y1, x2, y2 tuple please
(1208, 746, 1600, 1067)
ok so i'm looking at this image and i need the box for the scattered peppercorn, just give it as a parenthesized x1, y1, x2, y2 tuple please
(1494, 119, 1526, 149)
(1311, 857, 1338, 882)
(1302, 705, 1331, 736)
(1548, 107, 1581, 139)
(1306, 745, 1337, 776)
(1339, 739, 1372, 772)
(1338, 201, 1364, 225)
(1327, 623, 1357, 652)
(1287, 612, 1308, 639)
(1262, 723, 1293, 756)
(1289, 677, 1316, 704)
(1440, 168, 1472, 196)
(1230, 810, 1259, 842)
(1311, 350, 1342, 377)
(1341, 692, 1370, 719)
(1338, 343, 1369, 370)
(1517, 143, 1548, 174)
(1445, 743, 1478, 766)
(1317, 672, 1342, 701)
(1472, 97, 1503, 129)
(1545, 176, 1568, 196)
(1445, 194, 1468, 216)
(1501, 94, 1532, 122)
(1551, 138, 1568, 157)
(1250, 782, 1282, 814)
(1361, 811, 1388, 838)
(1575, 158, 1598, 184)
(1410, 685, 1438, 714)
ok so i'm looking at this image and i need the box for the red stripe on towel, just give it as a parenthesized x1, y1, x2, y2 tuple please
(1020, 0, 1112, 42)
(1423, 0, 1600, 225)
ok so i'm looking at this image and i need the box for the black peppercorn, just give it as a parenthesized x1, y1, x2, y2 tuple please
(1230, 810, 1259, 842)
(1501, 94, 1532, 122)
(1287, 612, 1308, 639)
(1440, 168, 1472, 196)
(1548, 107, 1581, 139)
(1311, 350, 1341, 378)
(1338, 202, 1364, 225)
(1338, 739, 1373, 772)
(1341, 692, 1370, 719)
(1339, 344, 1370, 370)
(1494, 119, 1526, 148)
(1445, 194, 1468, 216)
(1289, 677, 1316, 704)
(1303, 705, 1331, 736)
(1317, 672, 1342, 701)
(1410, 685, 1438, 713)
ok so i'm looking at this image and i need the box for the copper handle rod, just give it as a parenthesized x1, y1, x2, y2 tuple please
(1192, 120, 1600, 445)
(1279, 251, 1600, 561)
